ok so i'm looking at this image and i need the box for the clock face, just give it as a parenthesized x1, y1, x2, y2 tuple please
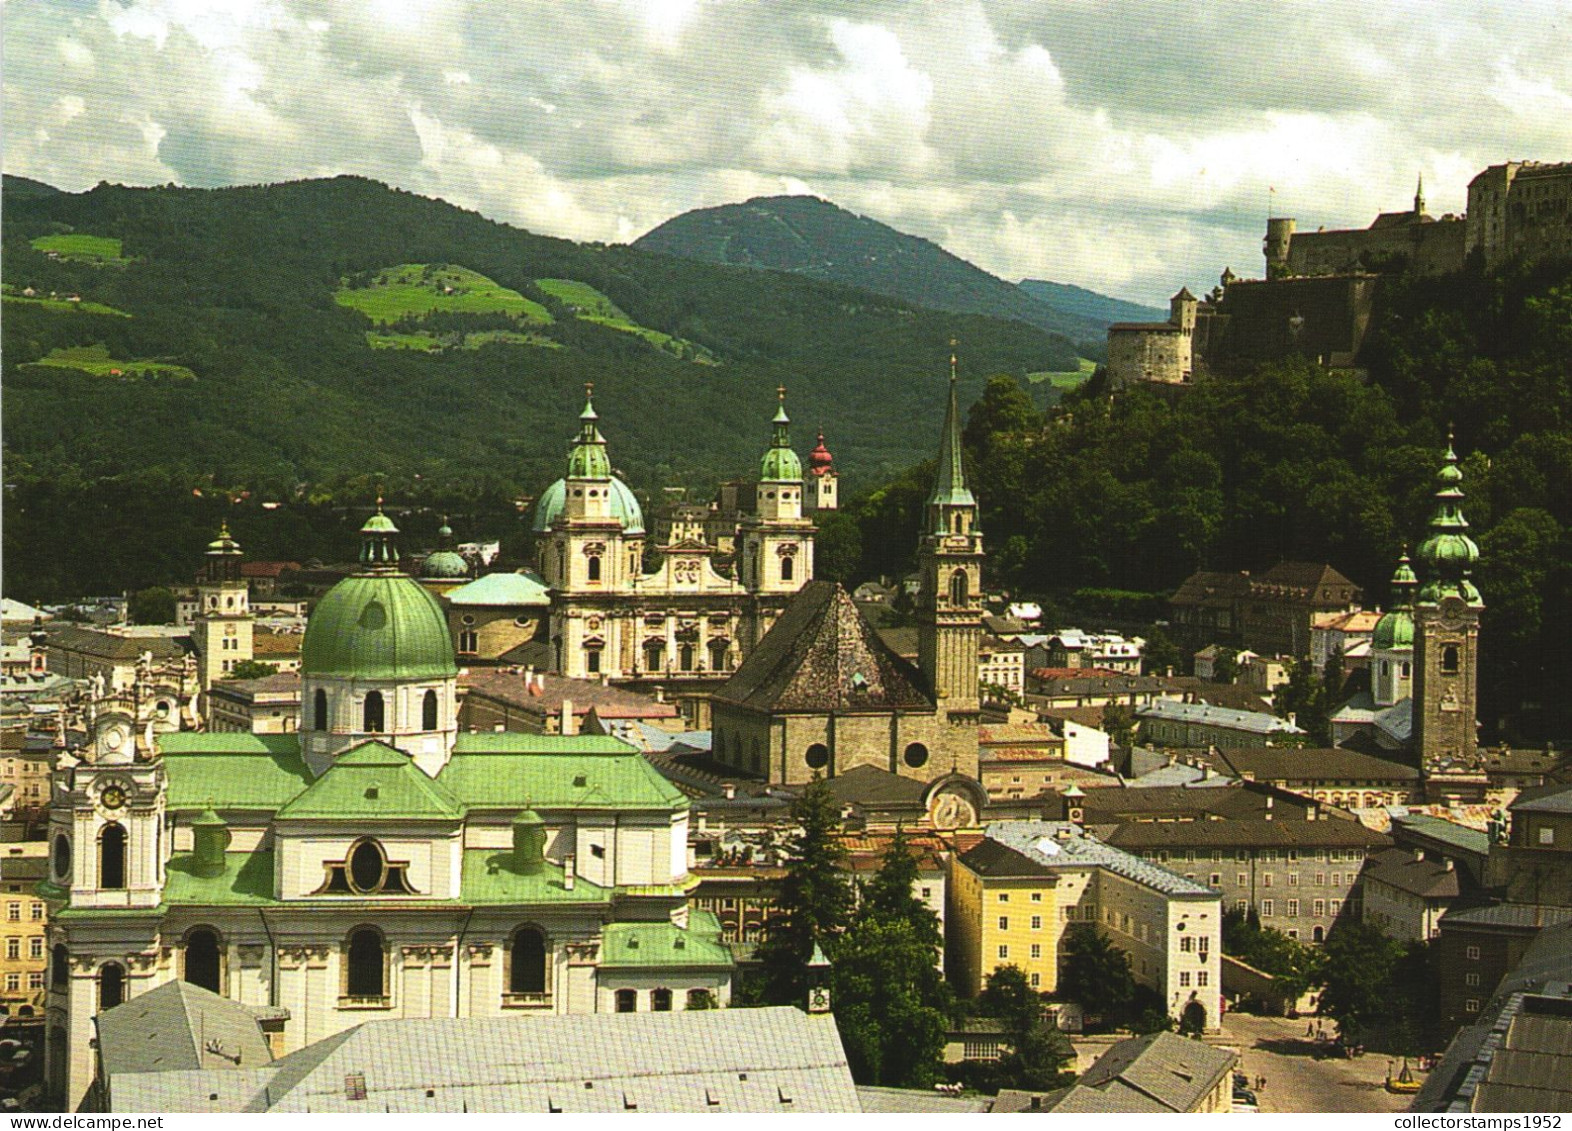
(103, 726, 126, 751)
(100, 785, 127, 810)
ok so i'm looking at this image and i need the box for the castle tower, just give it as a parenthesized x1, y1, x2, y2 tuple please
(1264, 217, 1296, 279)
(1412, 437, 1484, 774)
(806, 430, 838, 512)
(740, 387, 815, 598)
(1370, 551, 1417, 708)
(916, 349, 984, 714)
(191, 523, 253, 712)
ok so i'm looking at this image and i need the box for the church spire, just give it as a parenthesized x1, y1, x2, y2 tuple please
(1416, 430, 1481, 606)
(1415, 172, 1426, 216)
(926, 342, 976, 532)
(760, 385, 803, 483)
(567, 382, 612, 479)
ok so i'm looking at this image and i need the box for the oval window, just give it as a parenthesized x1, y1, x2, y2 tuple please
(903, 742, 930, 769)
(53, 834, 71, 880)
(349, 840, 386, 893)
(805, 743, 829, 770)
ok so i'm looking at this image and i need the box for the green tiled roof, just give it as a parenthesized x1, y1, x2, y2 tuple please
(444, 571, 550, 607)
(460, 849, 611, 905)
(160, 734, 312, 811)
(453, 733, 632, 755)
(301, 573, 458, 679)
(276, 741, 464, 821)
(599, 911, 733, 970)
(164, 850, 277, 906)
(440, 744, 686, 812)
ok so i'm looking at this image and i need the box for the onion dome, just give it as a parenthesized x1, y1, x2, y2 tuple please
(207, 522, 242, 556)
(531, 385, 646, 535)
(1416, 435, 1483, 607)
(759, 386, 803, 482)
(302, 501, 457, 680)
(1372, 551, 1417, 651)
(420, 516, 470, 580)
(808, 431, 835, 477)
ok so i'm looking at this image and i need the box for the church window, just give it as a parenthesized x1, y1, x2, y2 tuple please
(780, 555, 794, 582)
(459, 630, 478, 654)
(422, 690, 439, 731)
(51, 944, 68, 988)
(98, 963, 125, 1011)
(645, 641, 666, 672)
(679, 643, 695, 672)
(651, 988, 673, 1012)
(183, 927, 223, 994)
(949, 569, 969, 606)
(344, 928, 386, 1000)
(508, 927, 548, 997)
(53, 834, 70, 881)
(804, 743, 829, 770)
(350, 840, 387, 891)
(315, 838, 417, 896)
(587, 555, 602, 582)
(1442, 645, 1459, 674)
(615, 988, 637, 1013)
(709, 639, 729, 672)
(1401, 661, 1411, 677)
(362, 691, 384, 732)
(586, 647, 602, 674)
(903, 742, 930, 769)
(314, 689, 328, 731)
(99, 824, 126, 890)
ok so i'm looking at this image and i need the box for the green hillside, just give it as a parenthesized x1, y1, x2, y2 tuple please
(634, 194, 1110, 354)
(1017, 278, 1166, 327)
(1, 175, 1074, 599)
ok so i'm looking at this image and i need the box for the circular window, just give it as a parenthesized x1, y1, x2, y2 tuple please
(461, 614, 476, 626)
(53, 834, 71, 880)
(572, 488, 583, 497)
(805, 743, 829, 770)
(903, 742, 930, 768)
(349, 840, 386, 893)
(514, 616, 531, 627)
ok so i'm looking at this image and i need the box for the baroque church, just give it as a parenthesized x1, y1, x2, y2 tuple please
(530, 386, 819, 722)
(41, 509, 731, 1111)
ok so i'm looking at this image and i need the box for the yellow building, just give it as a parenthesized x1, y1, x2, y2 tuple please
(0, 841, 49, 1018)
(949, 822, 1221, 1029)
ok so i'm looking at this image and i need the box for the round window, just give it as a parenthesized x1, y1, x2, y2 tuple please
(903, 742, 930, 768)
(349, 840, 386, 893)
(805, 743, 829, 770)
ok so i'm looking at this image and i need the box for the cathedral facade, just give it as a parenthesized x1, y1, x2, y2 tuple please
(41, 510, 730, 1111)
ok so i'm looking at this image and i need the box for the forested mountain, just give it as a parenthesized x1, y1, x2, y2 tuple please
(839, 258, 1572, 743)
(634, 195, 1120, 351)
(1016, 278, 1165, 327)
(1, 175, 1076, 599)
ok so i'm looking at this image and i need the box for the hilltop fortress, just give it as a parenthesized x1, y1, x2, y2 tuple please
(1109, 160, 1572, 388)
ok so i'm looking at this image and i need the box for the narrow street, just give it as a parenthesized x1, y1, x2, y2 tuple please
(1218, 1014, 1418, 1113)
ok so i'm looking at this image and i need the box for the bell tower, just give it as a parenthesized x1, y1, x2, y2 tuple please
(916, 347, 984, 714)
(741, 387, 814, 596)
(1413, 436, 1484, 776)
(192, 522, 253, 712)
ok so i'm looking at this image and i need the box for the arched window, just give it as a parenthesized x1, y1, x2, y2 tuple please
(184, 928, 222, 994)
(949, 569, 969, 606)
(1313, 925, 1325, 943)
(100, 824, 126, 890)
(615, 988, 637, 1013)
(709, 639, 729, 673)
(805, 743, 829, 770)
(51, 944, 68, 988)
(509, 928, 547, 996)
(686, 988, 713, 1010)
(903, 742, 930, 769)
(99, 962, 125, 1011)
(362, 691, 384, 732)
(459, 630, 478, 653)
(1442, 645, 1460, 674)
(679, 643, 695, 672)
(422, 689, 439, 731)
(345, 928, 385, 999)
(53, 834, 71, 882)
(651, 988, 672, 1012)
(645, 641, 665, 672)
(780, 555, 794, 582)
(587, 555, 602, 582)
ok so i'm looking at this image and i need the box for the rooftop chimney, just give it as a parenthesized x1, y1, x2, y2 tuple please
(561, 698, 574, 736)
(563, 853, 576, 891)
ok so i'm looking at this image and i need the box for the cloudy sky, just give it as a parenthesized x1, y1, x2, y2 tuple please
(5, 0, 1571, 304)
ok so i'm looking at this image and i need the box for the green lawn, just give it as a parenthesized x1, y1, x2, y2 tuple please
(1028, 357, 1098, 388)
(29, 234, 129, 264)
(366, 329, 561, 352)
(536, 277, 715, 363)
(336, 264, 553, 325)
(23, 343, 194, 380)
(1, 284, 129, 317)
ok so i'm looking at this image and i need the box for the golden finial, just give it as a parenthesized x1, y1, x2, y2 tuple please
(585, 380, 594, 400)
(777, 384, 786, 402)
(949, 337, 958, 381)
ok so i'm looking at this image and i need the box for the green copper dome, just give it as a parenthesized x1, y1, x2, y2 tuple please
(207, 522, 242, 555)
(566, 387, 612, 480)
(302, 574, 457, 680)
(759, 388, 802, 482)
(420, 519, 471, 579)
(531, 476, 645, 535)
(1371, 610, 1414, 651)
(1415, 437, 1483, 609)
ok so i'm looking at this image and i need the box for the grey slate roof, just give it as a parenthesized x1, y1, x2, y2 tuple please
(97, 981, 276, 1078)
(714, 581, 933, 714)
(856, 1086, 992, 1113)
(1442, 904, 1572, 931)
(984, 821, 1216, 897)
(1511, 782, 1572, 815)
(1194, 745, 1422, 783)
(1138, 698, 1305, 736)
(1363, 847, 1463, 899)
(107, 1008, 860, 1113)
(1026, 1031, 1236, 1113)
